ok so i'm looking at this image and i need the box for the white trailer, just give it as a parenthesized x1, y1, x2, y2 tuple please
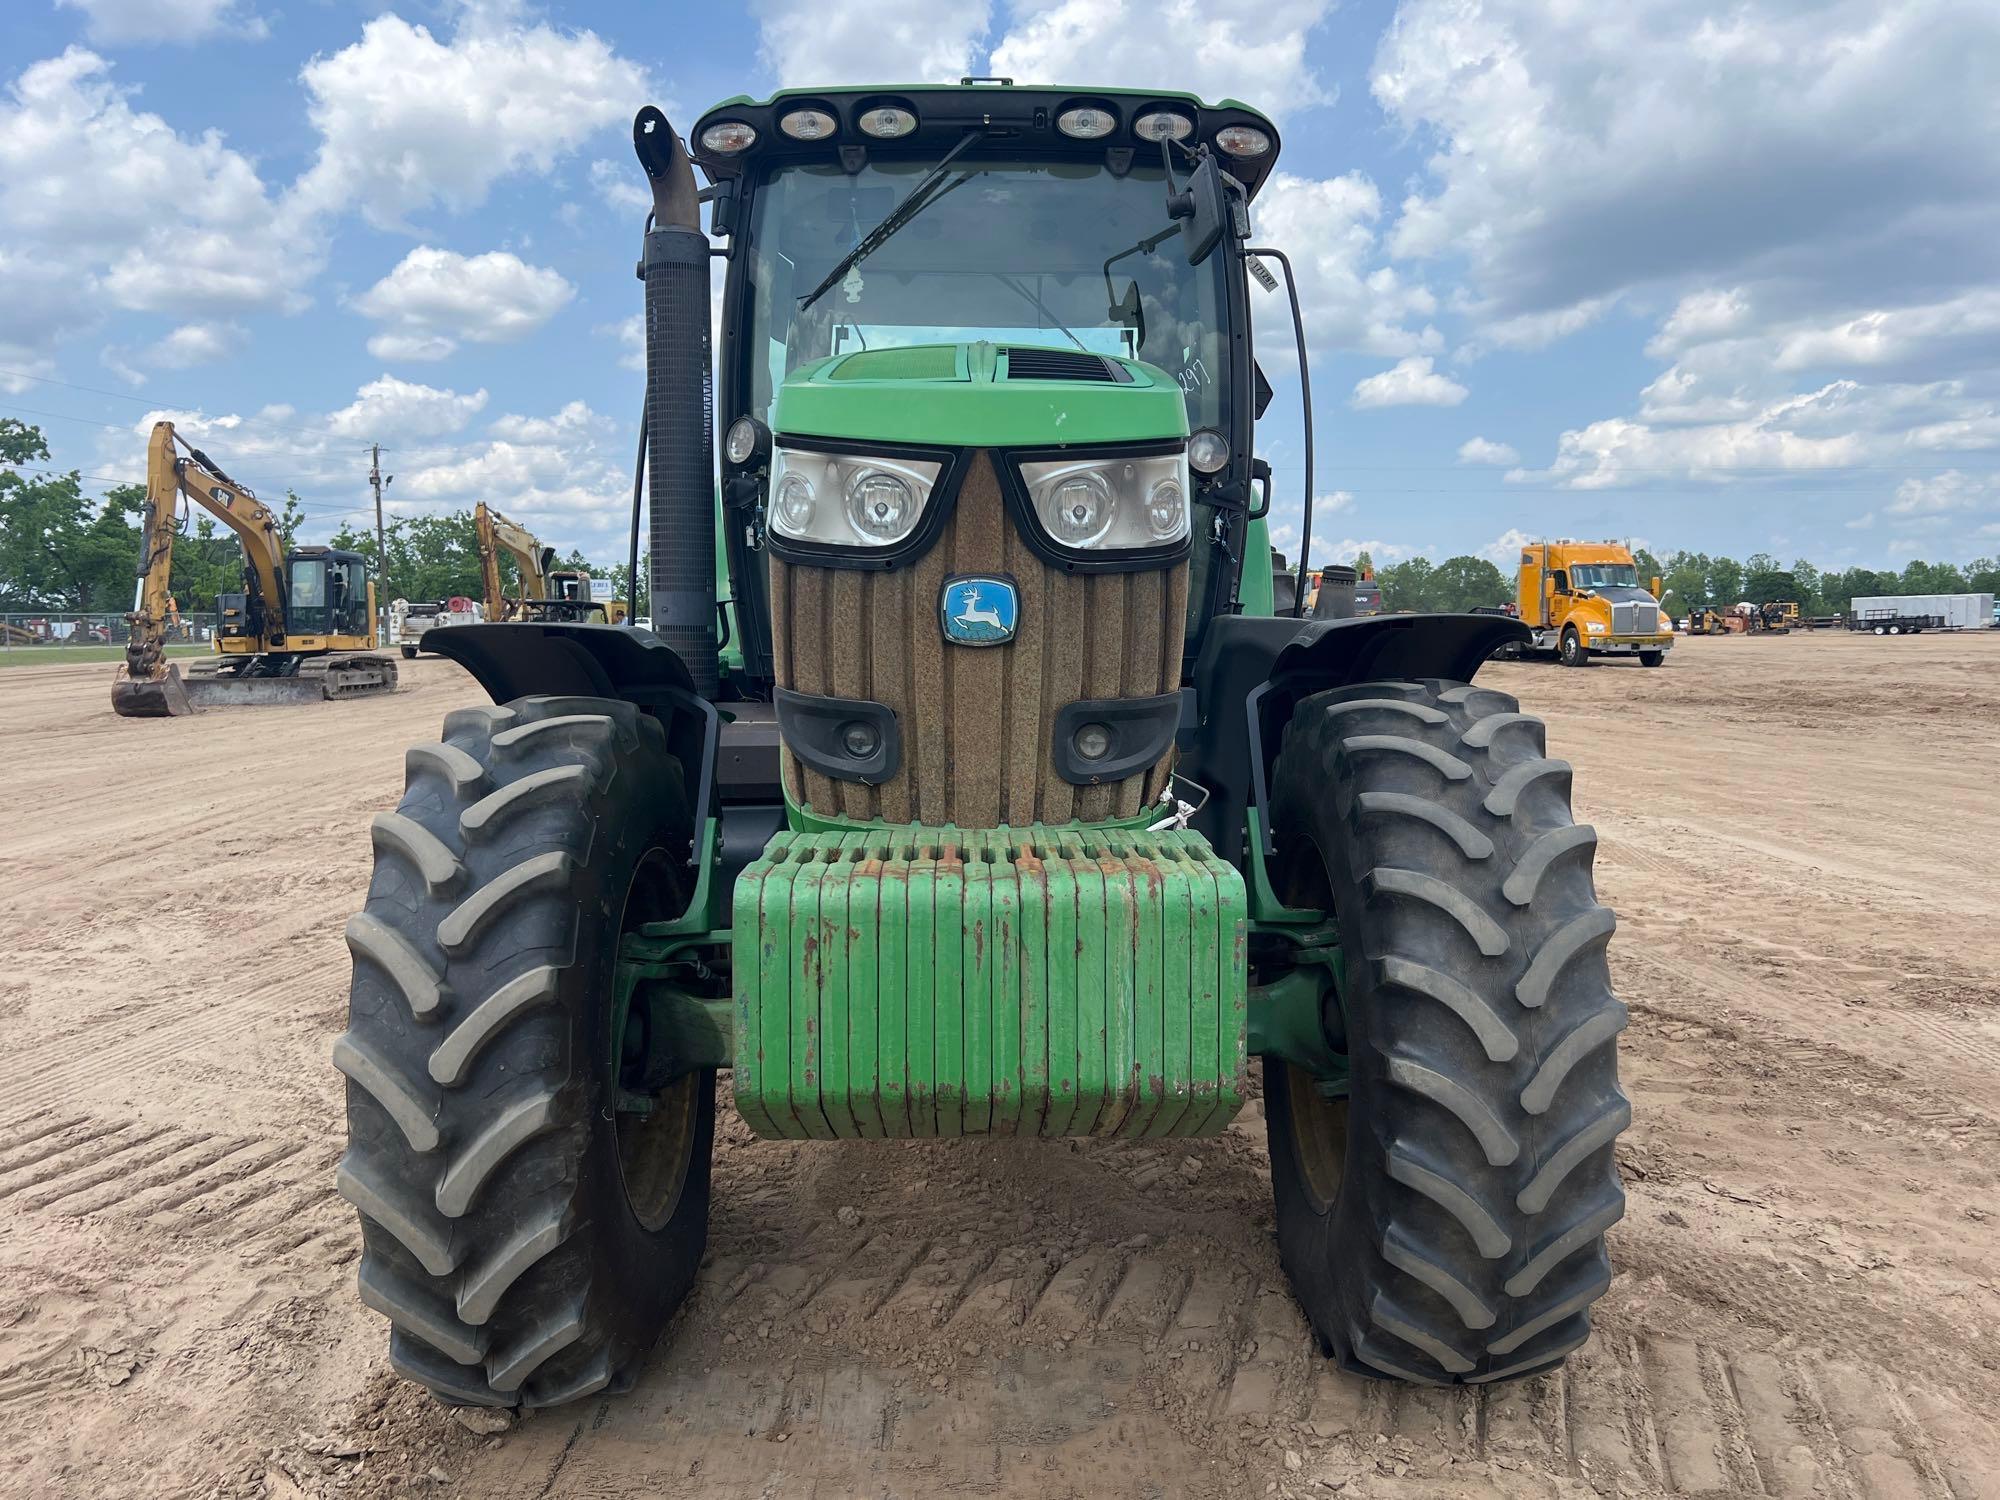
(1848, 593, 1994, 630)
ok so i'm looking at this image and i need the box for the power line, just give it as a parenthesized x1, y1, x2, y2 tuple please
(0, 367, 366, 445)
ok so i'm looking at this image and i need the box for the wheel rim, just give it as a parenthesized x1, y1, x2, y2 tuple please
(614, 847, 699, 1233)
(1285, 1065, 1349, 1214)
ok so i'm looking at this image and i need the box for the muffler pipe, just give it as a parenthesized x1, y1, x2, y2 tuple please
(633, 107, 717, 695)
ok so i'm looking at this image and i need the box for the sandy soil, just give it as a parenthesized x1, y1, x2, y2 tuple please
(2, 631, 1997, 1499)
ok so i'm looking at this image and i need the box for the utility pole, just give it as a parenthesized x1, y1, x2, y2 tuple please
(370, 444, 387, 644)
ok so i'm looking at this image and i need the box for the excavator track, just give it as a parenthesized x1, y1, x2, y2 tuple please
(179, 652, 399, 708)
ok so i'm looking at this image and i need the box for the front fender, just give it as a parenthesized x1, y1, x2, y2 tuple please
(1182, 613, 1529, 865)
(424, 621, 717, 848)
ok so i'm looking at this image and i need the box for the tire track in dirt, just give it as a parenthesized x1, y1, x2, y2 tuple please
(436, 1230, 2000, 1499)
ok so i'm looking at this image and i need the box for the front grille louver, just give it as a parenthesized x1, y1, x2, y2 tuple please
(1001, 346, 1125, 383)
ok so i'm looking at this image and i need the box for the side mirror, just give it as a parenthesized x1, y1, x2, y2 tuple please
(1107, 279, 1146, 351)
(1650, 575, 1663, 598)
(1170, 153, 1229, 265)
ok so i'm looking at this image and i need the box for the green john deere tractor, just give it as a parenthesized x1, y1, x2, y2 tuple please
(336, 82, 1628, 1408)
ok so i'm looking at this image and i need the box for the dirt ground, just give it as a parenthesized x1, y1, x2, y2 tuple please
(3, 631, 1997, 1500)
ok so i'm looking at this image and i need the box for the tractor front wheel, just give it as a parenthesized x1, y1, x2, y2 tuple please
(336, 694, 714, 1408)
(1264, 679, 1628, 1384)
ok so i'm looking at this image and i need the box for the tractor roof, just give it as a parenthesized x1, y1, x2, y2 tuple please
(691, 82, 1283, 199)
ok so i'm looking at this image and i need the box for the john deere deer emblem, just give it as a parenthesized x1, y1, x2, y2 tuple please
(939, 574, 1018, 646)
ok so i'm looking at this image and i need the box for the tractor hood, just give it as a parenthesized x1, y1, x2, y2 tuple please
(770, 341, 1190, 451)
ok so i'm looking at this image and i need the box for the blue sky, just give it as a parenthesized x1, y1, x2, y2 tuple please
(4, 0, 1998, 573)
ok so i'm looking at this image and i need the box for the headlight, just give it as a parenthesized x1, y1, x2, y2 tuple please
(1018, 451, 1190, 552)
(1585, 620, 1606, 633)
(767, 447, 942, 548)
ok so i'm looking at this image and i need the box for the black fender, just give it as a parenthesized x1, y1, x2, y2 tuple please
(424, 622, 721, 855)
(1181, 613, 1529, 865)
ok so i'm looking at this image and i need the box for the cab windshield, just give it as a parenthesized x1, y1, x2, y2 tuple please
(743, 157, 1228, 432)
(1570, 563, 1639, 590)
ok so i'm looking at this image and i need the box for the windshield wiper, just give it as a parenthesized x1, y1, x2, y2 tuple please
(991, 274, 1088, 352)
(798, 129, 989, 314)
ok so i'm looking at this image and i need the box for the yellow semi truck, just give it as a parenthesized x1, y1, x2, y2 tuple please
(1515, 540, 1674, 667)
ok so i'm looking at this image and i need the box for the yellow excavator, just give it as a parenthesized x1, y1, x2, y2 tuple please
(112, 421, 399, 716)
(473, 501, 624, 624)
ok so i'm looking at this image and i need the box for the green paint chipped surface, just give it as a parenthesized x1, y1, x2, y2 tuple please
(732, 824, 1248, 1139)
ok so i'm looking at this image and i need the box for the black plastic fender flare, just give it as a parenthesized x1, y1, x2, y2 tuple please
(1181, 613, 1530, 864)
(423, 622, 719, 856)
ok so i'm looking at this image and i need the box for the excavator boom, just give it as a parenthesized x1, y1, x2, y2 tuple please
(474, 501, 554, 619)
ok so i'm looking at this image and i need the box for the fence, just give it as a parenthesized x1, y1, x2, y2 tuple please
(1, 612, 222, 651)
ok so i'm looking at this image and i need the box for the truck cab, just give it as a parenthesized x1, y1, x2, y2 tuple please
(1516, 540, 1673, 667)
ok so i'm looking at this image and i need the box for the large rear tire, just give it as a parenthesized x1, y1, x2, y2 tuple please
(1264, 678, 1627, 1384)
(337, 694, 714, 1408)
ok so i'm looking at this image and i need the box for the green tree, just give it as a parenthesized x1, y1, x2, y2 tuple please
(1966, 557, 1999, 595)
(1790, 559, 1822, 614)
(1741, 562, 1796, 605)
(1429, 554, 1511, 612)
(0, 420, 141, 611)
(1376, 556, 1435, 611)
(1660, 550, 1711, 612)
(1707, 555, 1745, 604)
(1900, 558, 1967, 594)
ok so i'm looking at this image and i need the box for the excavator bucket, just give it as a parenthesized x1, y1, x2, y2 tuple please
(111, 662, 195, 718)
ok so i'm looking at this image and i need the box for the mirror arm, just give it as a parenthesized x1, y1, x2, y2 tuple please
(1246, 248, 1314, 618)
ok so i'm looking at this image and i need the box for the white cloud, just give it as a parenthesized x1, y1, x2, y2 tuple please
(1318, 538, 1421, 564)
(1351, 356, 1468, 409)
(152, 321, 243, 367)
(354, 246, 574, 361)
(992, 0, 1334, 115)
(327, 376, 489, 440)
(102, 381, 631, 556)
(1887, 470, 1994, 517)
(590, 158, 651, 213)
(1479, 527, 1535, 565)
(1250, 173, 1440, 360)
(1458, 436, 1518, 466)
(488, 401, 609, 443)
(0, 48, 312, 369)
(754, 0, 990, 87)
(601, 314, 644, 373)
(1373, 0, 2000, 337)
(292, 12, 649, 229)
(99, 320, 246, 385)
(54, 0, 266, 45)
(1267, 490, 1356, 555)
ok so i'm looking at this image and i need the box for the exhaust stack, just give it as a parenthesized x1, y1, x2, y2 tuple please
(633, 107, 718, 696)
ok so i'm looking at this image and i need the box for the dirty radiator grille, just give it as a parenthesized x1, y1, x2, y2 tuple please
(770, 453, 1188, 826)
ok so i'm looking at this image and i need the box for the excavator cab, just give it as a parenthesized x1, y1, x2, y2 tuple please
(285, 547, 374, 642)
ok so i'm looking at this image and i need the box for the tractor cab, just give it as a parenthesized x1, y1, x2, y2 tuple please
(690, 85, 1289, 695)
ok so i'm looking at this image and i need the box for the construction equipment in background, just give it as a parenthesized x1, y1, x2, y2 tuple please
(1753, 601, 1792, 634)
(391, 596, 483, 659)
(112, 422, 398, 716)
(336, 86, 1627, 1408)
(1684, 604, 1730, 635)
(1515, 539, 1675, 666)
(472, 501, 624, 625)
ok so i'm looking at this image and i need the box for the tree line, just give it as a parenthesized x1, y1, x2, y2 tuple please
(4, 419, 1988, 624)
(1353, 546, 2000, 617)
